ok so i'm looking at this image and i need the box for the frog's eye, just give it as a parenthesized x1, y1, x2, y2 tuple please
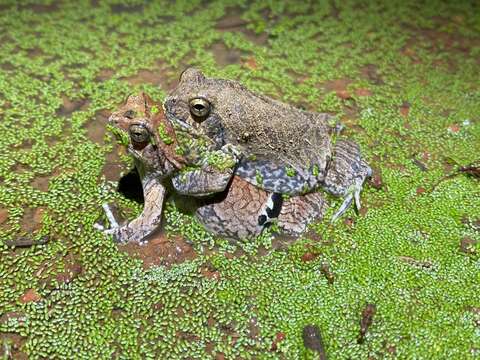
(189, 97, 210, 119)
(124, 110, 136, 119)
(128, 124, 150, 143)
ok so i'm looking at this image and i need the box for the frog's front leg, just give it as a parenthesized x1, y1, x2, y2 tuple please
(322, 140, 372, 222)
(99, 174, 166, 244)
(171, 165, 234, 197)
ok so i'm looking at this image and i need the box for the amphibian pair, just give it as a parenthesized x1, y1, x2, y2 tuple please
(98, 69, 371, 243)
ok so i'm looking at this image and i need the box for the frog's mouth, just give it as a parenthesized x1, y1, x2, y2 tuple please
(128, 122, 151, 150)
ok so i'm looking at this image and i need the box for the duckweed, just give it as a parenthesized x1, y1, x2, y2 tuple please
(0, 1, 479, 359)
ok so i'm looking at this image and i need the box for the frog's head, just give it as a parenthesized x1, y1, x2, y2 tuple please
(108, 92, 159, 149)
(164, 68, 261, 150)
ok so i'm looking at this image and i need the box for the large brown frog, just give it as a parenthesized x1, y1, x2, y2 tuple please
(163, 68, 371, 220)
(98, 93, 325, 243)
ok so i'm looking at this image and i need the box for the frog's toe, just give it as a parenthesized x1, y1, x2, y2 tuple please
(103, 226, 131, 244)
(354, 177, 364, 211)
(102, 203, 119, 228)
(95, 203, 126, 243)
(93, 223, 105, 231)
(331, 193, 353, 223)
(330, 177, 366, 222)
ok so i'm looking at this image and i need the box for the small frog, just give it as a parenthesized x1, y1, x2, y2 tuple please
(164, 68, 372, 220)
(100, 94, 326, 242)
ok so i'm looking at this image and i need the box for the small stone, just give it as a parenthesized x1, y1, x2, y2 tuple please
(275, 332, 286, 342)
(224, 252, 235, 259)
(358, 303, 376, 344)
(215, 352, 226, 360)
(448, 124, 460, 133)
(244, 56, 258, 70)
(386, 344, 397, 355)
(271, 331, 286, 351)
(359, 207, 368, 216)
(19, 288, 41, 303)
(302, 325, 327, 359)
(201, 267, 221, 280)
(421, 151, 431, 161)
(320, 262, 335, 284)
(399, 105, 410, 117)
(301, 252, 318, 262)
(33, 208, 44, 223)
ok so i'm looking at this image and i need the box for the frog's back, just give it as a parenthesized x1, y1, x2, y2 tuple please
(164, 69, 334, 194)
(215, 83, 334, 194)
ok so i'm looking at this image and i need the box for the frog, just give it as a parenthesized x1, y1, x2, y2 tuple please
(163, 68, 372, 221)
(98, 93, 326, 243)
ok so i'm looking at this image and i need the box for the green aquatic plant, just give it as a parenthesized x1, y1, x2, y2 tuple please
(0, 0, 479, 359)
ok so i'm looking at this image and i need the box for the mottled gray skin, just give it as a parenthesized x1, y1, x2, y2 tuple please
(99, 94, 326, 243)
(164, 68, 372, 219)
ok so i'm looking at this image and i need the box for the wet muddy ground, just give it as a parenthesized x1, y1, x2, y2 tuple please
(0, 1, 479, 359)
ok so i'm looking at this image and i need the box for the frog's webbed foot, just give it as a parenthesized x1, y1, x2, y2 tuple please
(95, 176, 166, 244)
(322, 140, 372, 222)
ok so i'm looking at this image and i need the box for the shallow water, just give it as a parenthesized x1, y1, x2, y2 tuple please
(0, 1, 479, 359)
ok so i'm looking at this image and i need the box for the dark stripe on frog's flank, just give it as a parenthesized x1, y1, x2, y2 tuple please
(266, 193, 283, 219)
(258, 192, 283, 226)
(258, 214, 268, 226)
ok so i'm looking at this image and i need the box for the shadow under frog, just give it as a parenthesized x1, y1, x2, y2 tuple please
(97, 93, 326, 243)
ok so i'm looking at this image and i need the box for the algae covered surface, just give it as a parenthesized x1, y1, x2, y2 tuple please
(0, 0, 479, 358)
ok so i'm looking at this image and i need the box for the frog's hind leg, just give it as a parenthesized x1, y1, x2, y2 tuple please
(322, 140, 372, 222)
(96, 175, 166, 244)
(277, 192, 326, 236)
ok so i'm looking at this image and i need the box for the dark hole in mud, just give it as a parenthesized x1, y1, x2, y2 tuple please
(117, 168, 144, 203)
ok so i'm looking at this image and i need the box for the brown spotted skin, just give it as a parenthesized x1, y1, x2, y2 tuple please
(278, 192, 327, 236)
(196, 177, 326, 239)
(104, 93, 327, 243)
(195, 176, 269, 239)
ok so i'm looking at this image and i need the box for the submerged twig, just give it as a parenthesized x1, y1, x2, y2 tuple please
(430, 159, 479, 192)
(4, 236, 49, 248)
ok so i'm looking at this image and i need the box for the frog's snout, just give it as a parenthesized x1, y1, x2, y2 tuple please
(107, 113, 119, 125)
